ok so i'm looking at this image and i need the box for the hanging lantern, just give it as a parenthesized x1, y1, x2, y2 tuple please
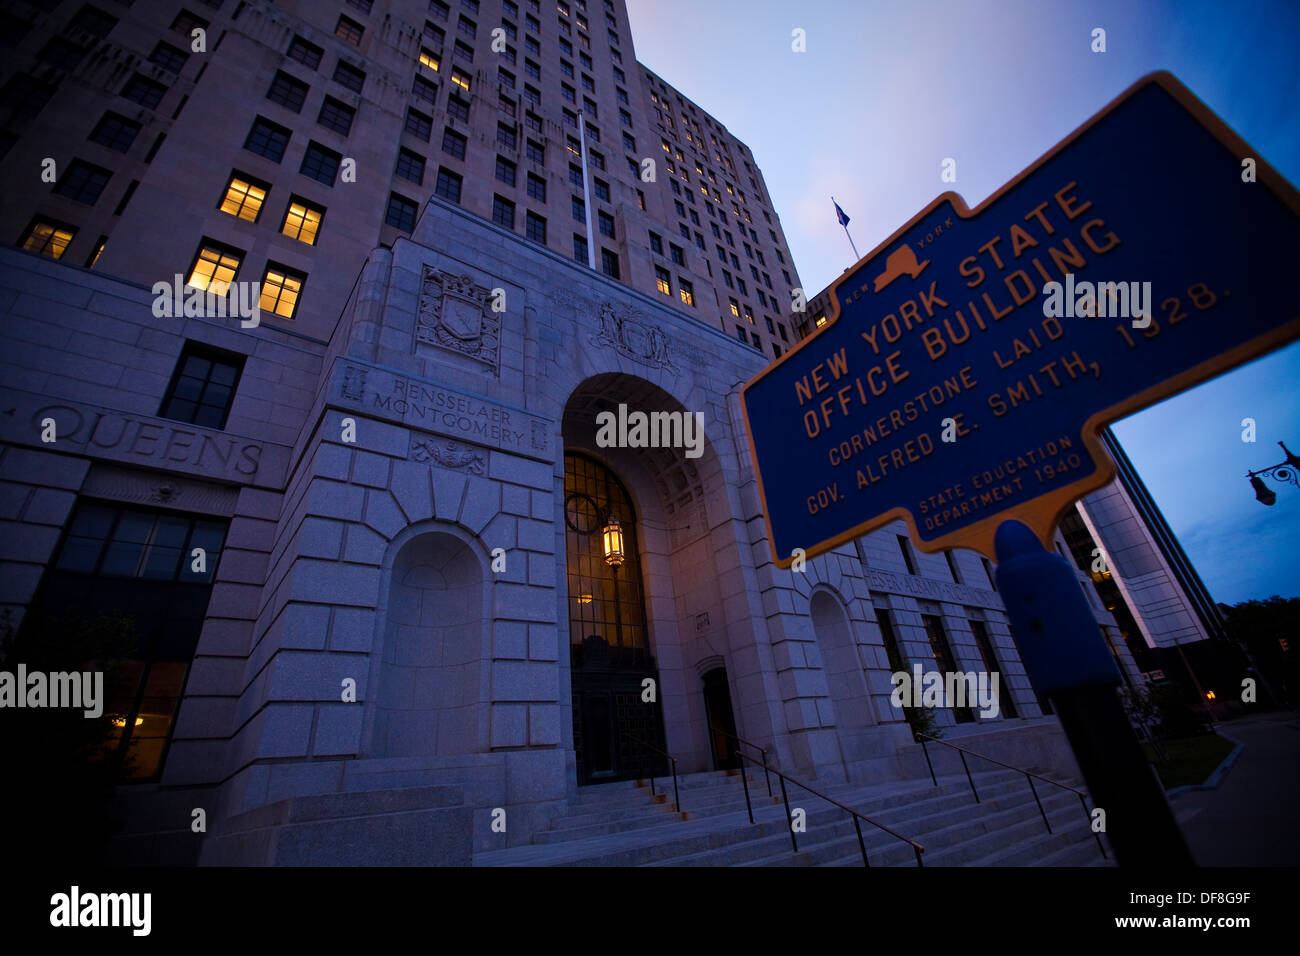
(602, 514, 625, 567)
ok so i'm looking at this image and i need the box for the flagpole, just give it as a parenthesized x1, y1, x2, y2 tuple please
(833, 195, 860, 260)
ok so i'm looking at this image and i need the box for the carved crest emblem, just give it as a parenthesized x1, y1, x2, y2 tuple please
(591, 302, 676, 371)
(416, 268, 501, 373)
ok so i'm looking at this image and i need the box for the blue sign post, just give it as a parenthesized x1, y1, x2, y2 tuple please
(742, 72, 1300, 567)
(743, 72, 1300, 866)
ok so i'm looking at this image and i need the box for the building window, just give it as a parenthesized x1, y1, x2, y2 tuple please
(281, 199, 323, 245)
(457, 14, 477, 37)
(299, 141, 342, 186)
(498, 123, 517, 150)
(336, 15, 364, 44)
(735, 325, 746, 343)
(569, 163, 583, 187)
(395, 148, 426, 185)
(317, 96, 355, 136)
(347, 0, 374, 12)
(434, 168, 462, 203)
(526, 172, 546, 201)
(405, 107, 433, 141)
(160, 342, 243, 428)
(53, 160, 111, 206)
(385, 192, 419, 230)
(218, 174, 267, 222)
(571, 195, 584, 221)
(678, 279, 694, 306)
(431, 0, 450, 18)
(600, 248, 619, 278)
(31, 500, 229, 781)
(334, 61, 366, 93)
(421, 48, 442, 71)
(897, 535, 917, 575)
(259, 263, 305, 319)
(442, 127, 467, 160)
(597, 211, 614, 237)
(424, 21, 446, 44)
(88, 112, 140, 153)
(593, 178, 609, 202)
(120, 73, 167, 109)
(495, 155, 517, 186)
(266, 71, 308, 112)
(19, 219, 76, 259)
(573, 233, 587, 262)
(411, 74, 436, 104)
(148, 41, 189, 74)
(669, 243, 684, 266)
(287, 35, 323, 69)
(525, 211, 546, 243)
(450, 68, 471, 91)
(922, 614, 975, 722)
(492, 194, 515, 228)
(526, 139, 544, 164)
(454, 39, 474, 62)
(447, 95, 470, 121)
(648, 231, 662, 254)
(243, 116, 290, 162)
(969, 620, 1018, 718)
(655, 266, 670, 296)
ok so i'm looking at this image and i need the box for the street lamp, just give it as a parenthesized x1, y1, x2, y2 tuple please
(602, 513, 625, 648)
(1247, 440, 1300, 506)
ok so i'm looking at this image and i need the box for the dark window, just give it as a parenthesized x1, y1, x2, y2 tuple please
(526, 139, 544, 164)
(600, 247, 619, 278)
(442, 127, 467, 159)
(573, 233, 587, 262)
(569, 163, 583, 187)
(413, 74, 437, 104)
(299, 141, 342, 186)
(395, 148, 425, 185)
(334, 61, 366, 93)
(336, 15, 364, 44)
(982, 557, 997, 591)
(571, 195, 584, 221)
(88, 112, 140, 152)
(160, 344, 244, 429)
(434, 167, 462, 202)
(287, 35, 324, 69)
(70, 4, 118, 37)
(424, 21, 446, 45)
(120, 74, 167, 110)
(670, 243, 684, 265)
(495, 155, 516, 186)
(317, 96, 355, 135)
(736, 325, 746, 343)
(244, 116, 291, 162)
(526, 172, 546, 201)
(456, 39, 475, 62)
(525, 211, 546, 243)
(346, 0, 374, 12)
(39, 37, 89, 72)
(593, 178, 609, 202)
(148, 41, 189, 74)
(54, 160, 111, 205)
(498, 123, 517, 150)
(447, 96, 470, 121)
(492, 194, 515, 228)
(458, 15, 476, 37)
(969, 619, 1017, 718)
(267, 71, 308, 112)
(171, 9, 209, 34)
(430, 0, 449, 20)
(922, 614, 975, 722)
(597, 211, 613, 237)
(405, 107, 433, 141)
(385, 192, 419, 231)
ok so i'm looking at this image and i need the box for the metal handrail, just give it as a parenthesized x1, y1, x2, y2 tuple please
(913, 732, 1107, 860)
(735, 750, 924, 867)
(711, 728, 774, 798)
(620, 732, 681, 812)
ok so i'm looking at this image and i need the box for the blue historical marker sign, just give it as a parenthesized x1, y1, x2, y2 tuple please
(742, 72, 1300, 568)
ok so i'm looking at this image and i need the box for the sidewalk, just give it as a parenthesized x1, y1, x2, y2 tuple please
(1169, 711, 1300, 866)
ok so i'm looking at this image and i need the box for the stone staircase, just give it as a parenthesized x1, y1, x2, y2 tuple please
(475, 765, 1118, 867)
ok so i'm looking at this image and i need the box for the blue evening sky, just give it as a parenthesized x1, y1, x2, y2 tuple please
(627, 0, 1299, 605)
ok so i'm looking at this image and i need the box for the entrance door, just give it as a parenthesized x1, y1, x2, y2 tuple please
(702, 667, 740, 770)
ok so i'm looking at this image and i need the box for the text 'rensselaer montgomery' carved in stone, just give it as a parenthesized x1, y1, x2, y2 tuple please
(416, 267, 501, 373)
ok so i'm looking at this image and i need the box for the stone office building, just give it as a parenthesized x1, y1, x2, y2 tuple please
(0, 0, 1166, 866)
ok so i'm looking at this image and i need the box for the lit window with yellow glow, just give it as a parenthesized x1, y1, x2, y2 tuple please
(187, 245, 241, 295)
(451, 68, 471, 91)
(419, 48, 439, 70)
(219, 177, 266, 222)
(815, 314, 828, 327)
(21, 221, 76, 259)
(260, 267, 303, 319)
(282, 201, 322, 245)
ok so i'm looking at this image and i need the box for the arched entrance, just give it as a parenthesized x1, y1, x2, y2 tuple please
(701, 667, 740, 770)
(810, 589, 875, 764)
(563, 451, 667, 784)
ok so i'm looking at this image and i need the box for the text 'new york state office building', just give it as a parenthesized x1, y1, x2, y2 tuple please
(0, 0, 1205, 864)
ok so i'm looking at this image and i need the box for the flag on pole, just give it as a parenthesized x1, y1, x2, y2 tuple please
(833, 199, 851, 227)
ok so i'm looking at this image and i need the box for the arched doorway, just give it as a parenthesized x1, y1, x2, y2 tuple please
(810, 589, 874, 763)
(370, 531, 484, 758)
(564, 452, 667, 784)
